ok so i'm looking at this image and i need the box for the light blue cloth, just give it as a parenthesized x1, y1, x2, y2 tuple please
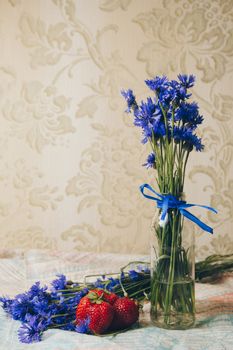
(0, 250, 233, 349)
(1, 310, 233, 350)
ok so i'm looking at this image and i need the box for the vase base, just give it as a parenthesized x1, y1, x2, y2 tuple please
(151, 310, 195, 330)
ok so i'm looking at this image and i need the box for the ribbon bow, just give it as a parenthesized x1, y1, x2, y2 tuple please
(140, 184, 217, 234)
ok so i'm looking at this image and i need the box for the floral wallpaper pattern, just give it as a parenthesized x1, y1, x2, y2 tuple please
(0, 0, 232, 258)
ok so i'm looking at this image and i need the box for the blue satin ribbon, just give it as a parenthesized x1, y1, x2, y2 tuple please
(140, 184, 218, 234)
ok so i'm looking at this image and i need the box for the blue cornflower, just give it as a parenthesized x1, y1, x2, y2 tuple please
(10, 282, 54, 323)
(138, 97, 156, 119)
(32, 296, 54, 318)
(28, 282, 48, 298)
(143, 152, 156, 169)
(188, 133, 204, 152)
(76, 318, 90, 334)
(18, 323, 41, 343)
(170, 79, 191, 101)
(134, 98, 157, 129)
(29, 282, 51, 302)
(177, 74, 195, 88)
(175, 102, 203, 127)
(28, 282, 54, 319)
(11, 293, 34, 322)
(173, 127, 204, 151)
(128, 270, 140, 281)
(106, 277, 120, 291)
(121, 89, 138, 112)
(145, 76, 180, 108)
(158, 84, 178, 105)
(51, 274, 67, 292)
(140, 118, 165, 144)
(145, 76, 168, 92)
(18, 316, 49, 343)
(122, 86, 167, 144)
(0, 296, 13, 314)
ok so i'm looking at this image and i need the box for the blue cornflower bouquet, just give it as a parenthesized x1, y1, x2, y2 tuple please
(122, 74, 203, 196)
(122, 74, 217, 329)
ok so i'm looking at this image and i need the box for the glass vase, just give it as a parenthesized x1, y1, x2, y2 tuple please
(150, 202, 195, 329)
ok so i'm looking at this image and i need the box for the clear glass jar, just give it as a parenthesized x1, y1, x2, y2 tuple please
(150, 203, 195, 329)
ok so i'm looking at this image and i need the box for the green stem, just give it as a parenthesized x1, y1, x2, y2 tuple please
(164, 212, 177, 323)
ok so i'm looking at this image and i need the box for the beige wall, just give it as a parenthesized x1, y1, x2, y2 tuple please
(0, 0, 232, 258)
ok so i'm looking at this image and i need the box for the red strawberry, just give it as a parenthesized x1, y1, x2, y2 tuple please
(88, 301, 114, 334)
(76, 289, 115, 334)
(110, 297, 139, 330)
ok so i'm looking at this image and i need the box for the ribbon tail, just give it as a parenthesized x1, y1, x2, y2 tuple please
(159, 197, 169, 227)
(161, 197, 168, 221)
(180, 209, 213, 234)
(183, 203, 218, 214)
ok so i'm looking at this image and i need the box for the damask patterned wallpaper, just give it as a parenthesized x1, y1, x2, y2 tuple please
(0, 0, 232, 258)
